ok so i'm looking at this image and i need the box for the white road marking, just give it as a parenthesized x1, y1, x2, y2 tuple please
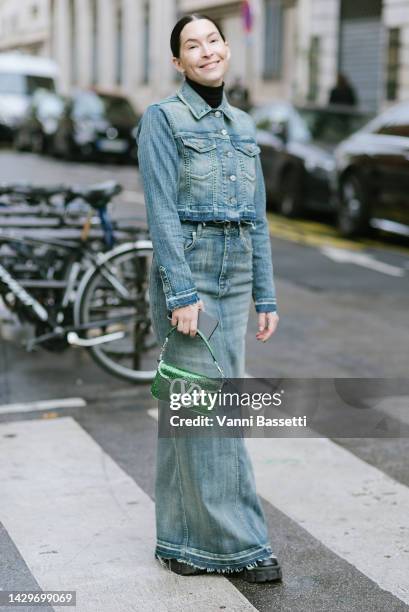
(0, 296, 13, 322)
(0, 398, 87, 414)
(246, 436, 409, 605)
(0, 417, 256, 612)
(320, 246, 406, 277)
(149, 404, 409, 604)
(376, 396, 409, 426)
(148, 407, 159, 421)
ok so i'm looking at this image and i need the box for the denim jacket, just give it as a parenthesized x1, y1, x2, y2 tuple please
(136, 79, 277, 314)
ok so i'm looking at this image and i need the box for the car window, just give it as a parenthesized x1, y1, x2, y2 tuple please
(73, 92, 137, 123)
(362, 103, 409, 136)
(0, 73, 55, 96)
(297, 108, 369, 144)
(375, 105, 409, 137)
(0, 72, 25, 95)
(378, 123, 409, 137)
(252, 104, 310, 142)
(253, 105, 290, 130)
(73, 92, 105, 118)
(26, 76, 55, 94)
(100, 95, 138, 123)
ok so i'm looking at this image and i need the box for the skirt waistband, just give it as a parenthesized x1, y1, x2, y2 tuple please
(181, 220, 254, 229)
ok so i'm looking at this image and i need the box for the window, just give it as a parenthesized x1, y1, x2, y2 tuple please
(386, 28, 400, 102)
(308, 36, 320, 103)
(31, 3, 39, 19)
(263, 0, 283, 80)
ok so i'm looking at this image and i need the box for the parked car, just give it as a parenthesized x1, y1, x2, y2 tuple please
(52, 89, 140, 163)
(335, 102, 409, 238)
(0, 53, 59, 142)
(251, 102, 373, 217)
(13, 88, 65, 154)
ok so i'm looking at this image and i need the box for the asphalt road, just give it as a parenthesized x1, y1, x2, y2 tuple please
(0, 150, 409, 612)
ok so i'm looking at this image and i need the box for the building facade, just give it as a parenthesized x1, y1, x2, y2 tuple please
(0, 0, 298, 110)
(0, 0, 50, 56)
(48, 0, 299, 110)
(1, 0, 408, 112)
(302, 0, 409, 111)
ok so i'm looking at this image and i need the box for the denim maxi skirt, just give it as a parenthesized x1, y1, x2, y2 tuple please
(149, 220, 274, 573)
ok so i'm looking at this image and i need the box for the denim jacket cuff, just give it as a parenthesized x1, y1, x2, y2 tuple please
(254, 299, 277, 314)
(166, 289, 200, 312)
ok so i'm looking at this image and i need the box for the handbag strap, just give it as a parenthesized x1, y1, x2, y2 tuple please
(158, 326, 225, 378)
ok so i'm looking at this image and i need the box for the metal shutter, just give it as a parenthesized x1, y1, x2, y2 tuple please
(339, 18, 384, 112)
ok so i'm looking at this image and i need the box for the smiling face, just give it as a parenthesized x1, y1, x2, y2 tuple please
(172, 19, 231, 87)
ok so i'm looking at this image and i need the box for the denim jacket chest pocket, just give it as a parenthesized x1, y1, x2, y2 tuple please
(178, 133, 261, 213)
(231, 140, 261, 202)
(179, 135, 217, 210)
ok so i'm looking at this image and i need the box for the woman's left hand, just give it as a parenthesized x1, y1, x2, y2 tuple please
(256, 312, 279, 342)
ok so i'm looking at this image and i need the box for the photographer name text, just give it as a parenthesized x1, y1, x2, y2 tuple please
(169, 415, 307, 428)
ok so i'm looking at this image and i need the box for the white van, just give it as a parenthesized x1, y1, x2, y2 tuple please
(0, 53, 59, 140)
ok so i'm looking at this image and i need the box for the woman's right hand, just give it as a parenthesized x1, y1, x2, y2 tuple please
(171, 300, 205, 337)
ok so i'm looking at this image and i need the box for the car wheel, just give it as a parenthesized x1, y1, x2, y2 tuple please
(278, 168, 303, 217)
(338, 174, 370, 238)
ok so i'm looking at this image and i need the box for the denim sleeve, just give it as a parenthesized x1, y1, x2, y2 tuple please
(250, 154, 278, 314)
(136, 104, 200, 311)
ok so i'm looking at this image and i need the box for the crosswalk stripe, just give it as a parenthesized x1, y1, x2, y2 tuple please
(0, 417, 256, 612)
(246, 436, 409, 605)
(376, 396, 409, 426)
(148, 406, 409, 604)
(0, 398, 87, 414)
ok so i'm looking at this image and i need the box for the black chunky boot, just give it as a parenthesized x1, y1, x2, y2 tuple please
(239, 556, 282, 583)
(155, 554, 282, 582)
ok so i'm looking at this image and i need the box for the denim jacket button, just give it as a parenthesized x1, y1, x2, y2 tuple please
(226, 151, 233, 157)
(229, 174, 237, 182)
(221, 129, 228, 135)
(230, 197, 237, 203)
(214, 110, 222, 118)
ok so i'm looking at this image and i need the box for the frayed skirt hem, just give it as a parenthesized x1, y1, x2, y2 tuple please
(154, 544, 275, 573)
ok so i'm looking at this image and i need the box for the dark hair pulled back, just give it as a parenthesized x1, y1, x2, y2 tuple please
(170, 14, 226, 58)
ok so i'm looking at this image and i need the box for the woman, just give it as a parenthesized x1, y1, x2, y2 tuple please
(137, 14, 281, 582)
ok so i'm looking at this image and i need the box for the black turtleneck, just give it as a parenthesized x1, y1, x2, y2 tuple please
(186, 76, 224, 109)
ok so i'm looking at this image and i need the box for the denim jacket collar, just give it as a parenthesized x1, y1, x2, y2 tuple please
(177, 78, 235, 122)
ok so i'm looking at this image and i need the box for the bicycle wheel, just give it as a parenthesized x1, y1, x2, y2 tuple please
(74, 241, 158, 383)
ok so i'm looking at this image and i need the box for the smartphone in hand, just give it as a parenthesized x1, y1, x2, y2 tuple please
(197, 310, 219, 340)
(167, 309, 219, 340)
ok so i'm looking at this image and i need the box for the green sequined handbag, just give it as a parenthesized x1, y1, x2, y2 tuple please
(151, 326, 225, 411)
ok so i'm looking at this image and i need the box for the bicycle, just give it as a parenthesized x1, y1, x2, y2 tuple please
(0, 181, 157, 383)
